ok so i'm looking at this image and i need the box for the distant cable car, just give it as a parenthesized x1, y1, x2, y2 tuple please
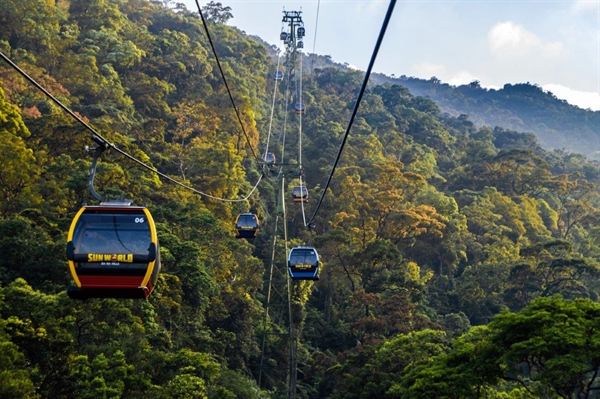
(264, 152, 276, 165)
(297, 40, 304, 49)
(297, 27, 305, 37)
(292, 185, 308, 202)
(66, 203, 161, 299)
(288, 246, 319, 280)
(280, 31, 288, 41)
(294, 103, 305, 115)
(274, 70, 284, 81)
(235, 212, 259, 239)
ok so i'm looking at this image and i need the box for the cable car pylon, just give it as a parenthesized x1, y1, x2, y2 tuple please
(258, 9, 311, 398)
(258, 173, 296, 397)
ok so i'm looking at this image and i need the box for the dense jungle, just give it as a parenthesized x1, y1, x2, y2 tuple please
(2, 1, 600, 398)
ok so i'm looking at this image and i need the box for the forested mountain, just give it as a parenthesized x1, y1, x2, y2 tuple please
(2, 1, 600, 398)
(375, 75, 600, 157)
(307, 59, 600, 157)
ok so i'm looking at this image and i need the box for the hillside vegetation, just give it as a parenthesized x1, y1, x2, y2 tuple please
(370, 73, 600, 157)
(2, 1, 600, 398)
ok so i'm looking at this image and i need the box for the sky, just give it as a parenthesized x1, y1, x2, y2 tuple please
(183, 0, 600, 111)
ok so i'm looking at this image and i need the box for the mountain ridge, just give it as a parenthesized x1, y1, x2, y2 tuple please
(265, 45, 600, 157)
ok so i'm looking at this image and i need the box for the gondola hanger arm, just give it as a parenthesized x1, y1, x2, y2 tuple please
(86, 135, 110, 202)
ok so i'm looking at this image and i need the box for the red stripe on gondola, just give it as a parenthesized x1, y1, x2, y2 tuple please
(79, 275, 144, 288)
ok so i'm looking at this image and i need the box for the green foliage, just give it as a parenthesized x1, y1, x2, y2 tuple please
(0, 319, 39, 399)
(0, 0, 65, 57)
(1, 1, 600, 397)
(400, 297, 600, 398)
(0, 85, 41, 213)
(0, 216, 66, 291)
(326, 329, 448, 399)
(202, 1, 234, 24)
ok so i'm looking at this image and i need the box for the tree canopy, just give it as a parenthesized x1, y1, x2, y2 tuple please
(1, 1, 600, 397)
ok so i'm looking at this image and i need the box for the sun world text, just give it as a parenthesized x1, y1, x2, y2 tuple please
(87, 254, 134, 263)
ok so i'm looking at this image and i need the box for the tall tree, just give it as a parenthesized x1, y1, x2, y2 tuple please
(201, 1, 233, 24)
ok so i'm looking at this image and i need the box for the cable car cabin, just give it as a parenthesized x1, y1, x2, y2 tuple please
(294, 103, 306, 115)
(297, 27, 305, 37)
(288, 246, 319, 280)
(66, 205, 160, 299)
(280, 32, 288, 41)
(274, 70, 284, 81)
(264, 152, 276, 165)
(292, 185, 308, 202)
(297, 40, 304, 49)
(235, 213, 259, 239)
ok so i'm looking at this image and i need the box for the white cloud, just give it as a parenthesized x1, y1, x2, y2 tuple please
(355, 0, 388, 14)
(542, 42, 564, 57)
(488, 21, 564, 58)
(489, 22, 540, 53)
(572, 0, 598, 13)
(543, 83, 600, 111)
(448, 71, 479, 87)
(412, 62, 446, 79)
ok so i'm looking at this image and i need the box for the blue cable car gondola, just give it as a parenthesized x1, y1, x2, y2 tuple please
(292, 185, 308, 202)
(264, 152, 276, 165)
(288, 246, 319, 280)
(235, 212, 259, 239)
(297, 27, 305, 37)
(297, 40, 304, 49)
(280, 31, 288, 41)
(66, 203, 161, 299)
(274, 70, 284, 81)
(294, 103, 305, 115)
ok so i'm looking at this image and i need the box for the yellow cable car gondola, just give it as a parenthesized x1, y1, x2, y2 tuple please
(235, 212, 259, 239)
(66, 137, 161, 299)
(66, 202, 161, 299)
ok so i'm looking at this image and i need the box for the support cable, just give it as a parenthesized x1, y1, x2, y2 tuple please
(266, 53, 291, 183)
(0, 50, 262, 203)
(264, 54, 283, 159)
(195, 0, 261, 162)
(306, 0, 397, 226)
(279, 52, 293, 166)
(258, 216, 279, 387)
(310, 0, 321, 73)
(298, 51, 308, 227)
(298, 52, 303, 170)
(281, 176, 294, 399)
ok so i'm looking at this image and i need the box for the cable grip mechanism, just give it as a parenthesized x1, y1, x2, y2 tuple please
(85, 135, 110, 202)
